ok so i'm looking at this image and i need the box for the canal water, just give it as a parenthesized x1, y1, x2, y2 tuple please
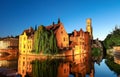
(0, 53, 120, 77)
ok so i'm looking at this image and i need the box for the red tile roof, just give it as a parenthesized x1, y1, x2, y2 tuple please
(46, 23, 60, 34)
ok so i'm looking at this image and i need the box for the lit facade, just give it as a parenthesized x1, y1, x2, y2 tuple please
(46, 19, 69, 49)
(70, 29, 91, 54)
(0, 41, 10, 49)
(19, 27, 34, 54)
(113, 46, 120, 51)
(69, 18, 92, 56)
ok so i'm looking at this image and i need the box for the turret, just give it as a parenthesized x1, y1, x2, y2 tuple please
(58, 18, 61, 24)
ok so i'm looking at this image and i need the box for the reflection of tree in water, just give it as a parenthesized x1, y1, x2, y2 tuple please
(92, 48, 103, 65)
(32, 59, 60, 77)
(105, 56, 120, 76)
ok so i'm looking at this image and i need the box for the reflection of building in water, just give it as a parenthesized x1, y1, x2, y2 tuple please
(19, 27, 35, 54)
(18, 55, 46, 77)
(18, 53, 94, 77)
(57, 62, 69, 77)
(71, 55, 94, 77)
(0, 60, 17, 68)
(65, 53, 94, 77)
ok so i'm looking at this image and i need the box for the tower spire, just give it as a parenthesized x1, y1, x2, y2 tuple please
(58, 18, 60, 24)
(86, 18, 93, 39)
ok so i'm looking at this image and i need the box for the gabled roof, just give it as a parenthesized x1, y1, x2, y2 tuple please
(22, 27, 35, 37)
(46, 23, 61, 34)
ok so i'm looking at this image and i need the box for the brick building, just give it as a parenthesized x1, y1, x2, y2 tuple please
(46, 19, 69, 49)
(69, 18, 92, 55)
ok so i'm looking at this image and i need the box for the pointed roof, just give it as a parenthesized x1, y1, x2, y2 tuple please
(22, 27, 35, 37)
(46, 20, 63, 34)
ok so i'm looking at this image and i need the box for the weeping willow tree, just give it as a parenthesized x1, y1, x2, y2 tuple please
(33, 25, 58, 54)
(32, 59, 60, 77)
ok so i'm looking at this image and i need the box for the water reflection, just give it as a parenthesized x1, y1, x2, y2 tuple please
(105, 54, 120, 76)
(0, 54, 17, 77)
(18, 52, 94, 77)
(3, 50, 120, 77)
(114, 54, 120, 65)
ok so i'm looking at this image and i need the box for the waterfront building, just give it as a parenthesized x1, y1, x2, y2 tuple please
(113, 46, 120, 51)
(46, 19, 69, 49)
(19, 27, 34, 54)
(0, 40, 10, 49)
(0, 37, 18, 49)
(69, 29, 91, 54)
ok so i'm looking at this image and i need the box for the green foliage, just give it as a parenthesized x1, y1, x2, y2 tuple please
(32, 59, 60, 77)
(105, 57, 120, 75)
(33, 25, 58, 54)
(92, 48, 101, 56)
(103, 26, 120, 49)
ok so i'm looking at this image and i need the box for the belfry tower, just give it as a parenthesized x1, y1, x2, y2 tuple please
(86, 18, 93, 39)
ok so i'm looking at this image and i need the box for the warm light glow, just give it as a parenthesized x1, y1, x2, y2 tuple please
(0, 53, 2, 56)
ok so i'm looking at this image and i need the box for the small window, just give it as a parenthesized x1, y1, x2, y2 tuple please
(24, 45, 25, 48)
(64, 69, 66, 73)
(63, 37, 65, 41)
(61, 31, 63, 34)
(22, 70, 24, 73)
(23, 61, 25, 66)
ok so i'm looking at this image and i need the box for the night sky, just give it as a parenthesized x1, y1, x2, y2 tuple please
(0, 0, 120, 40)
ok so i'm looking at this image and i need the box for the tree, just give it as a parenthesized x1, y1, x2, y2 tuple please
(103, 26, 120, 49)
(33, 25, 58, 54)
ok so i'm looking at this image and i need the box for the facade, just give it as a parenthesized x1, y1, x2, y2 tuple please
(0, 37, 18, 49)
(19, 27, 34, 54)
(46, 19, 69, 49)
(69, 18, 92, 55)
(69, 29, 91, 54)
(0, 40, 10, 49)
(113, 46, 120, 51)
(19, 18, 92, 53)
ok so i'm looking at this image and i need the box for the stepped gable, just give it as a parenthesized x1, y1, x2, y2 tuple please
(22, 27, 34, 37)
